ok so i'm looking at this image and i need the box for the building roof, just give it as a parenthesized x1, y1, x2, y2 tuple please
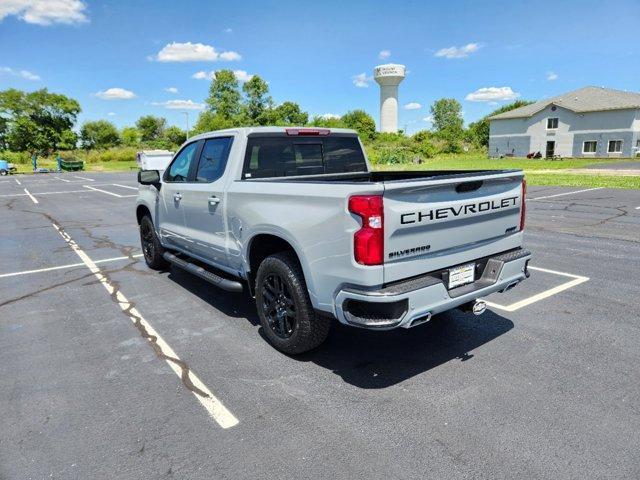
(488, 86, 640, 120)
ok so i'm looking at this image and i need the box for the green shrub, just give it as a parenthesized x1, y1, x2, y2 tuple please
(0, 151, 32, 164)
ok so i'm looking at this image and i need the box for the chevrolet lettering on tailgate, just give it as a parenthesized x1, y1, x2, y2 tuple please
(400, 196, 519, 225)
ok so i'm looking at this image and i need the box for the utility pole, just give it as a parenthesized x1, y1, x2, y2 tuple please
(182, 111, 190, 140)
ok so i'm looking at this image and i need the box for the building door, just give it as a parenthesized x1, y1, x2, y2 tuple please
(546, 141, 555, 158)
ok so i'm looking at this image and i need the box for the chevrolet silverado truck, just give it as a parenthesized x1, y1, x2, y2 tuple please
(136, 127, 530, 353)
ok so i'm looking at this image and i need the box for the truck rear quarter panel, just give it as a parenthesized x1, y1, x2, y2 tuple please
(226, 180, 385, 312)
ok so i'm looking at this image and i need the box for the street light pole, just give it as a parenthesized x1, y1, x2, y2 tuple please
(182, 111, 190, 140)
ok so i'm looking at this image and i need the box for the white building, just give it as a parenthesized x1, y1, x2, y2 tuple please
(488, 87, 640, 158)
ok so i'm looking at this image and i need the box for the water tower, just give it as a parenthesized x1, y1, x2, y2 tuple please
(374, 64, 406, 133)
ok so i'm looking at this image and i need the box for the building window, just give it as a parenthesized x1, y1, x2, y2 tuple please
(608, 140, 623, 153)
(547, 117, 559, 129)
(582, 141, 597, 153)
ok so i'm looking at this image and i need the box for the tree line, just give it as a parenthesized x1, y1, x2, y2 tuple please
(0, 70, 532, 160)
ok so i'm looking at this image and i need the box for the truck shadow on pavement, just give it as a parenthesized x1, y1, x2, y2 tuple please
(167, 269, 514, 389)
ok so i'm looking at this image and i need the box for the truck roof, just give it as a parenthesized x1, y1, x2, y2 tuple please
(188, 126, 358, 141)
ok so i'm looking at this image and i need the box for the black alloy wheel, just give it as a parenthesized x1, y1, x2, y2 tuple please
(261, 273, 297, 339)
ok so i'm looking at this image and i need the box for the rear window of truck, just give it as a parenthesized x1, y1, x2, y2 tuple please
(242, 135, 367, 179)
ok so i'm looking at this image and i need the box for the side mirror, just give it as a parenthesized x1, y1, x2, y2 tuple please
(138, 169, 161, 189)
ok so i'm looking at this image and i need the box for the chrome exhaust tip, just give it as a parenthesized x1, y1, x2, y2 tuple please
(472, 300, 487, 316)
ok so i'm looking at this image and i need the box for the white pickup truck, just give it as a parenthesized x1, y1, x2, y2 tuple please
(136, 127, 530, 353)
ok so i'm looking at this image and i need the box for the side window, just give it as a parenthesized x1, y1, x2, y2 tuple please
(195, 137, 233, 182)
(166, 142, 200, 182)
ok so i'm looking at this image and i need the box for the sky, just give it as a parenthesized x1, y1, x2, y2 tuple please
(1, 0, 639, 134)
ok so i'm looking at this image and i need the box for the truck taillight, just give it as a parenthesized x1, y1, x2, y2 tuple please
(520, 179, 527, 231)
(349, 195, 384, 266)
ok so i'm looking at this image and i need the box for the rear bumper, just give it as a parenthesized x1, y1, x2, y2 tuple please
(334, 248, 531, 330)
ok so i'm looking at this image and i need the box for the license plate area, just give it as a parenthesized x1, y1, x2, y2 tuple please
(448, 263, 475, 289)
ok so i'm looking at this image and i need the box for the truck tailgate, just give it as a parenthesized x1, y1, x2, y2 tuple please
(383, 171, 524, 283)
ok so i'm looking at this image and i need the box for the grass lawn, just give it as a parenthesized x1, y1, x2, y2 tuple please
(15, 159, 137, 174)
(372, 153, 639, 189)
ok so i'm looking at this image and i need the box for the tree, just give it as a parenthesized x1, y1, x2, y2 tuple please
(270, 101, 308, 125)
(163, 126, 186, 147)
(0, 88, 80, 154)
(205, 69, 242, 120)
(468, 100, 534, 147)
(136, 115, 166, 143)
(80, 120, 120, 149)
(120, 127, 140, 147)
(430, 98, 463, 134)
(429, 98, 464, 153)
(57, 129, 78, 150)
(242, 75, 272, 125)
(341, 110, 377, 140)
(310, 115, 345, 128)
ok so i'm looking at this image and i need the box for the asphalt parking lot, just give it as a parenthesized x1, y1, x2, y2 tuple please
(1, 172, 639, 479)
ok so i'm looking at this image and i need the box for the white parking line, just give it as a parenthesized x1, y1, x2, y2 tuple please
(485, 266, 589, 312)
(51, 222, 238, 429)
(74, 175, 94, 181)
(15, 178, 21, 185)
(23, 188, 38, 204)
(636, 206, 640, 210)
(112, 183, 138, 190)
(54, 176, 71, 183)
(529, 187, 604, 201)
(0, 254, 144, 279)
(83, 185, 123, 197)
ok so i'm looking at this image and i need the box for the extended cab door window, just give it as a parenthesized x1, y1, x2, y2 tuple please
(195, 137, 233, 182)
(165, 141, 201, 182)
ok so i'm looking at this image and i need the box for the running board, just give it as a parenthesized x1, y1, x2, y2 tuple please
(163, 252, 243, 293)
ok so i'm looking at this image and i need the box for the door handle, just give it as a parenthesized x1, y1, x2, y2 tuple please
(173, 193, 182, 201)
(208, 196, 220, 205)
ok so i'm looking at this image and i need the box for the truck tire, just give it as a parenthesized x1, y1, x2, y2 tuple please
(139, 215, 168, 270)
(255, 252, 331, 354)
(0, 169, 7, 176)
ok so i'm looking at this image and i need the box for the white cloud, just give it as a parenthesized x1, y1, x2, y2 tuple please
(404, 102, 422, 110)
(435, 43, 481, 59)
(378, 49, 391, 60)
(546, 71, 558, 81)
(95, 87, 136, 100)
(219, 51, 241, 61)
(223, 27, 233, 33)
(164, 86, 178, 94)
(465, 86, 520, 102)
(0, 66, 40, 80)
(320, 113, 341, 120)
(192, 69, 254, 82)
(107, 112, 116, 116)
(232, 70, 253, 82)
(423, 115, 434, 123)
(0, 0, 88, 25)
(152, 99, 205, 110)
(352, 72, 372, 88)
(154, 42, 241, 62)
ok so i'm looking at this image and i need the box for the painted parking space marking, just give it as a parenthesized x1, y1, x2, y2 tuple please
(23, 188, 38, 204)
(51, 222, 239, 429)
(0, 254, 144, 279)
(15, 178, 21, 185)
(83, 185, 126, 197)
(74, 175, 94, 181)
(529, 187, 604, 201)
(112, 183, 138, 190)
(485, 266, 589, 312)
(54, 176, 71, 183)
